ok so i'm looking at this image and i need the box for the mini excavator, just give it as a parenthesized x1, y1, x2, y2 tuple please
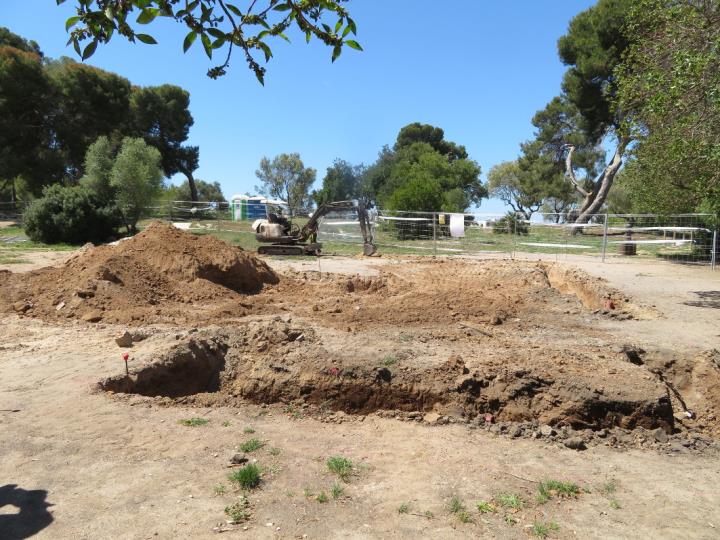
(252, 200, 377, 257)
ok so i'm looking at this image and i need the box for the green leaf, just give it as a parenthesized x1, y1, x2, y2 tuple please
(72, 38, 81, 57)
(273, 3, 291, 11)
(136, 34, 158, 45)
(207, 28, 225, 40)
(345, 40, 363, 51)
(342, 25, 352, 38)
(183, 31, 197, 53)
(81, 40, 97, 60)
(306, 30, 312, 43)
(258, 42, 273, 62)
(347, 18, 357, 35)
(226, 3, 243, 17)
(201, 33, 213, 59)
(137, 8, 159, 25)
(278, 32, 290, 43)
(335, 19, 343, 33)
(331, 44, 342, 62)
(65, 16, 81, 31)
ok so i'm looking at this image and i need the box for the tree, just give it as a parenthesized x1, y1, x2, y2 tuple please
(0, 26, 43, 56)
(80, 136, 117, 203)
(130, 85, 200, 200)
(534, 0, 633, 223)
(110, 138, 164, 233)
(363, 124, 486, 212)
(255, 153, 316, 216)
(312, 159, 364, 206)
(47, 58, 132, 180)
(0, 45, 59, 200)
(58, 0, 362, 82)
(616, 0, 720, 219)
(168, 179, 226, 202)
(487, 161, 543, 219)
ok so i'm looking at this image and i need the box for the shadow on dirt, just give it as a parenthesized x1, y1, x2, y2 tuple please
(0, 484, 53, 540)
(684, 291, 720, 309)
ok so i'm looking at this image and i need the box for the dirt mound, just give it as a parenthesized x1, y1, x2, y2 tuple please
(0, 222, 278, 324)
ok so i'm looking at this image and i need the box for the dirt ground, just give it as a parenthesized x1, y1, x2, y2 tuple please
(1, 229, 720, 539)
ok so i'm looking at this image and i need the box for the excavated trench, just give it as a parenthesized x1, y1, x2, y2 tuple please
(98, 321, 676, 433)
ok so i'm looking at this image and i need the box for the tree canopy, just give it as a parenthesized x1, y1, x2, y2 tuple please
(0, 28, 200, 201)
(255, 153, 316, 215)
(312, 159, 364, 206)
(363, 123, 486, 213)
(58, 0, 362, 83)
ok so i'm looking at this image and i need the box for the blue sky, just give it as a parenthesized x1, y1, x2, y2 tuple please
(2, 0, 596, 213)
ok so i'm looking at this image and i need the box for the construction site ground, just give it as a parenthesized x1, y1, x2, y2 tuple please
(1, 224, 719, 540)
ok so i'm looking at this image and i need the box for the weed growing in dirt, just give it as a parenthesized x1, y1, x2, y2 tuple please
(316, 491, 329, 503)
(179, 417, 208, 427)
(532, 521, 559, 538)
(303, 487, 314, 497)
(504, 514, 517, 525)
(225, 497, 251, 523)
(601, 480, 617, 495)
(476, 501, 495, 513)
(382, 355, 397, 366)
(213, 483, 227, 496)
(537, 480, 580, 503)
(398, 334, 412, 343)
(228, 464, 261, 489)
(448, 496, 466, 514)
(331, 483, 344, 499)
(457, 510, 473, 523)
(221, 421, 231, 427)
(609, 499, 621, 510)
(239, 439, 265, 453)
(495, 492, 524, 510)
(327, 456, 353, 482)
(424, 510, 434, 519)
(243, 426, 255, 434)
(398, 502, 409, 514)
(268, 447, 281, 456)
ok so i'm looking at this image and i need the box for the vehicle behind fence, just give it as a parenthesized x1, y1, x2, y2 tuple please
(3, 199, 717, 269)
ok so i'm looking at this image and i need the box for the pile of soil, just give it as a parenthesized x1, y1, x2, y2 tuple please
(0, 222, 278, 324)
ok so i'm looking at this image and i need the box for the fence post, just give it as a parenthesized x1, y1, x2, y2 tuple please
(601, 212, 609, 263)
(712, 228, 718, 270)
(432, 212, 437, 256)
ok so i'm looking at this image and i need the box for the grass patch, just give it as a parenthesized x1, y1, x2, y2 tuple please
(268, 447, 281, 456)
(537, 480, 580, 504)
(504, 514, 518, 525)
(601, 480, 617, 495)
(457, 510, 473, 523)
(331, 483, 344, 499)
(609, 498, 621, 510)
(532, 521, 559, 538)
(424, 510, 434, 519)
(243, 426, 255, 434)
(476, 500, 495, 513)
(397, 502, 409, 514)
(326, 456, 353, 482)
(239, 438, 265, 453)
(227, 463, 261, 489)
(221, 420, 231, 427)
(179, 417, 208, 427)
(316, 491, 328, 503)
(224, 497, 251, 523)
(448, 496, 466, 514)
(382, 355, 397, 366)
(303, 487, 314, 498)
(495, 492, 524, 510)
(213, 483, 227, 496)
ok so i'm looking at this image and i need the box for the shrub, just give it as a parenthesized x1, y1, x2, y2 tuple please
(23, 184, 118, 244)
(228, 464, 261, 489)
(492, 212, 529, 235)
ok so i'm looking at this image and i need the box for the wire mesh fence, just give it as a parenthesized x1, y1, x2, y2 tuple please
(3, 198, 717, 269)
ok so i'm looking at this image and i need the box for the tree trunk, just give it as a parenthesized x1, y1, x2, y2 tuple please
(574, 137, 628, 224)
(563, 137, 629, 224)
(181, 168, 199, 202)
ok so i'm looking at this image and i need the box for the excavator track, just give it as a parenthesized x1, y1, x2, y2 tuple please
(258, 243, 321, 256)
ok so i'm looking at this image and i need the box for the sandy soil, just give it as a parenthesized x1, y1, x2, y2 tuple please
(1, 244, 720, 539)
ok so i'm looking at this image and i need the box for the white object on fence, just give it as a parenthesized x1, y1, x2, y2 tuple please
(608, 239, 692, 245)
(450, 213, 465, 238)
(172, 222, 191, 230)
(520, 242, 593, 249)
(378, 216, 430, 221)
